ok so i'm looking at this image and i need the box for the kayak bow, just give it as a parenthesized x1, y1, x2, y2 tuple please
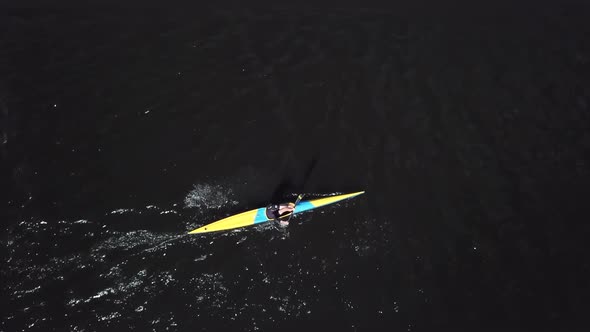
(188, 191, 365, 234)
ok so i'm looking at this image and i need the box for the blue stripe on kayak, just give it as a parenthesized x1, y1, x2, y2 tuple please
(253, 208, 269, 224)
(293, 201, 316, 214)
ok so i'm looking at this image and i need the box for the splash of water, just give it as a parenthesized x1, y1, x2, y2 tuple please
(183, 183, 238, 209)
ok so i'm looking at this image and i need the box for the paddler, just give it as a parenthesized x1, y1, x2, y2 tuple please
(265, 202, 295, 227)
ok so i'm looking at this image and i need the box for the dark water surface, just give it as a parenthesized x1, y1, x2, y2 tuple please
(3, 3, 590, 331)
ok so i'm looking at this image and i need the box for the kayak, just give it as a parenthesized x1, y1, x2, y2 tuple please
(188, 191, 365, 234)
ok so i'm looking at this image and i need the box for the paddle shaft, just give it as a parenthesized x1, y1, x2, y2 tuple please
(285, 194, 304, 222)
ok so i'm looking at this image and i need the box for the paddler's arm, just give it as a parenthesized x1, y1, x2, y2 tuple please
(278, 203, 295, 215)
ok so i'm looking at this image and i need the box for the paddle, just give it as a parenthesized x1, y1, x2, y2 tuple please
(286, 156, 317, 220)
(273, 194, 303, 227)
(270, 155, 317, 203)
(285, 193, 304, 222)
(270, 155, 317, 227)
(293, 193, 304, 206)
